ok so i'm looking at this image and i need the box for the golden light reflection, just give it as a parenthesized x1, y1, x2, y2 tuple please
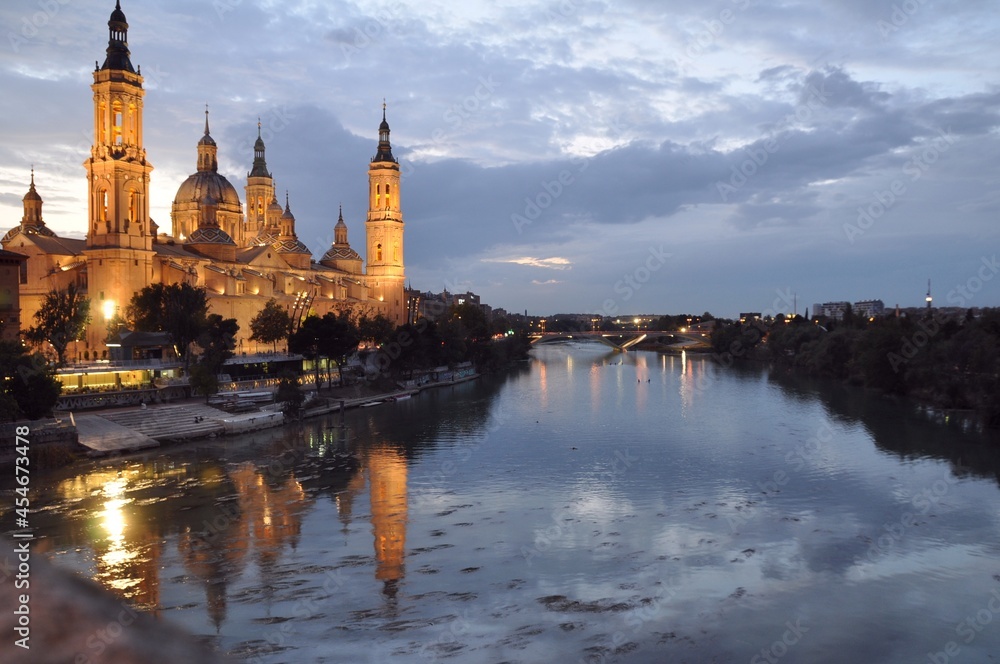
(100, 477, 137, 572)
(538, 361, 548, 409)
(368, 447, 408, 599)
(679, 350, 694, 417)
(590, 362, 602, 416)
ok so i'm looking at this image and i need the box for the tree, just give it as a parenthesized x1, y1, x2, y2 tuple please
(319, 311, 361, 387)
(0, 342, 62, 421)
(275, 370, 305, 419)
(189, 314, 238, 401)
(841, 302, 855, 328)
(187, 363, 219, 404)
(288, 315, 324, 389)
(449, 303, 490, 343)
(357, 312, 395, 348)
(289, 312, 360, 389)
(24, 284, 90, 366)
(127, 283, 209, 368)
(249, 298, 291, 353)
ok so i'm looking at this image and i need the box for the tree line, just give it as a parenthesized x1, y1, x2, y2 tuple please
(711, 309, 1000, 426)
(3, 283, 531, 421)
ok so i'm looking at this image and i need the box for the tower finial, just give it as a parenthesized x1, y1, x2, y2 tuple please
(257, 116, 262, 137)
(204, 104, 210, 135)
(30, 165, 34, 186)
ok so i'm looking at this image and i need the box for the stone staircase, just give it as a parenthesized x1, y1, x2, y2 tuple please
(101, 404, 227, 442)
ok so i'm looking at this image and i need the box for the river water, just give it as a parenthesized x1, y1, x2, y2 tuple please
(10, 343, 1000, 663)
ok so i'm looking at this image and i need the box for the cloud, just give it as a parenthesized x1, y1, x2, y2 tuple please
(2, 0, 1000, 316)
(484, 256, 573, 270)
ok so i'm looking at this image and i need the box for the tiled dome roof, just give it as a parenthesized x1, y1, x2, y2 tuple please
(189, 226, 235, 245)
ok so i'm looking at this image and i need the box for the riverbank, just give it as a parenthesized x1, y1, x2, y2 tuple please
(711, 314, 1000, 430)
(20, 371, 482, 465)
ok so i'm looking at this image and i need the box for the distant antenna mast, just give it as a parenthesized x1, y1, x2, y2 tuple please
(926, 279, 933, 313)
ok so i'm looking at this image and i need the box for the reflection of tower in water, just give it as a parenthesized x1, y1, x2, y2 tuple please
(176, 462, 309, 629)
(367, 447, 408, 599)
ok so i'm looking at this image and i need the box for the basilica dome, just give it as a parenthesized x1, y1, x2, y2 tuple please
(173, 170, 241, 209)
(171, 110, 245, 244)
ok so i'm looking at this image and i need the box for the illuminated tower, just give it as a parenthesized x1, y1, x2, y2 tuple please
(365, 104, 406, 324)
(926, 279, 933, 314)
(2, 169, 55, 244)
(245, 120, 275, 244)
(83, 1, 155, 348)
(274, 193, 313, 269)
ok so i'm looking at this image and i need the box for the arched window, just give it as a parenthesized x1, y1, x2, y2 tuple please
(128, 190, 137, 222)
(127, 103, 137, 144)
(112, 101, 123, 146)
(99, 103, 107, 144)
(99, 189, 108, 222)
(376, 243, 383, 262)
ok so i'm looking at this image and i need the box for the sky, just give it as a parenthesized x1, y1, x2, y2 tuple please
(1, 0, 999, 319)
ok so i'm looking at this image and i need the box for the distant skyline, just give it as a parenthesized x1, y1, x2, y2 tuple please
(2, 1, 999, 318)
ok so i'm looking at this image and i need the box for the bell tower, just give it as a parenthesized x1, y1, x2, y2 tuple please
(83, 1, 155, 349)
(365, 104, 405, 324)
(245, 119, 275, 244)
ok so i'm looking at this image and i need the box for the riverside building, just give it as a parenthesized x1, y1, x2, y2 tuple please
(2, 1, 407, 370)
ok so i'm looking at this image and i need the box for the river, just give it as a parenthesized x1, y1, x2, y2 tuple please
(9, 343, 1000, 663)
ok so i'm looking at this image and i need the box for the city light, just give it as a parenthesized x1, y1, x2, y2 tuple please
(102, 299, 116, 320)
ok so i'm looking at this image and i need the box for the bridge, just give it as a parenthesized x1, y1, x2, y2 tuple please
(528, 329, 711, 351)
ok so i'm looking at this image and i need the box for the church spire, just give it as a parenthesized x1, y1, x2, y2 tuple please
(197, 105, 218, 172)
(1, 168, 54, 243)
(102, 1, 135, 73)
(22, 168, 44, 226)
(249, 116, 271, 178)
(25, 168, 40, 202)
(373, 101, 396, 163)
(335, 204, 349, 245)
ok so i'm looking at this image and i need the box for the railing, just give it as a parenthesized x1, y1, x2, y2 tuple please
(59, 358, 183, 373)
(225, 352, 303, 364)
(55, 387, 185, 412)
(57, 353, 305, 374)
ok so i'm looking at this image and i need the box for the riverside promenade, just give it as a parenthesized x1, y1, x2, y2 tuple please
(71, 372, 479, 457)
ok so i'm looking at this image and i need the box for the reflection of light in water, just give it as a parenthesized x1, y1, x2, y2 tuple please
(679, 350, 693, 417)
(538, 361, 548, 408)
(100, 477, 138, 584)
(590, 362, 601, 414)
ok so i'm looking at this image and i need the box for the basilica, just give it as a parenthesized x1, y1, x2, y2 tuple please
(1, 2, 406, 359)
